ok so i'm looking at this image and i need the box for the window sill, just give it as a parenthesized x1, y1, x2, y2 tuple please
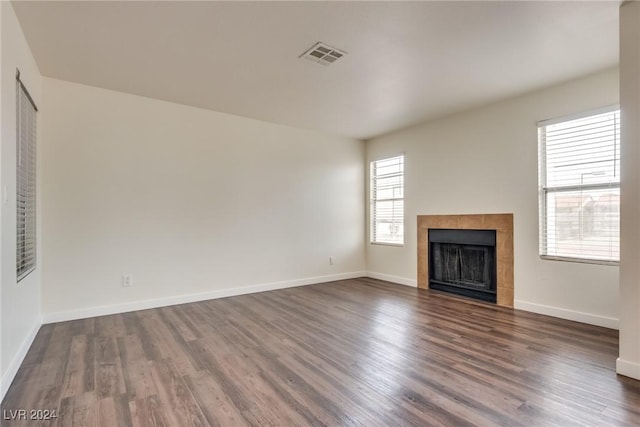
(370, 242, 404, 247)
(540, 255, 619, 266)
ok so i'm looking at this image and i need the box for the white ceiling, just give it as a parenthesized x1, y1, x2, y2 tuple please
(12, 1, 620, 140)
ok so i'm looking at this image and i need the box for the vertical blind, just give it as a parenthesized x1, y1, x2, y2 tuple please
(538, 107, 620, 263)
(17, 75, 38, 281)
(371, 155, 404, 245)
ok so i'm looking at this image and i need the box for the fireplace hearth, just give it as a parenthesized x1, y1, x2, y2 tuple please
(428, 229, 497, 303)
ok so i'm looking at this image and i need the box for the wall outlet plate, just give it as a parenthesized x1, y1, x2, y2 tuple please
(122, 274, 133, 287)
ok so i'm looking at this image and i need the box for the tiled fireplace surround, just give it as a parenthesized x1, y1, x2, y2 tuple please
(417, 214, 514, 307)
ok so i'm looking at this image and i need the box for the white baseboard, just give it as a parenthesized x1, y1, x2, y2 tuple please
(366, 271, 417, 287)
(1, 317, 42, 402)
(616, 358, 640, 380)
(514, 300, 619, 329)
(42, 271, 367, 324)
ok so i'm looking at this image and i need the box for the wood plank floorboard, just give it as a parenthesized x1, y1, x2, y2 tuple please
(2, 278, 639, 426)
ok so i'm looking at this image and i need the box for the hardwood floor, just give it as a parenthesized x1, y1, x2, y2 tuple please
(2, 278, 639, 426)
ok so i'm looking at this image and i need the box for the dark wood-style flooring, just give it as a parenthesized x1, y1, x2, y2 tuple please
(2, 278, 639, 426)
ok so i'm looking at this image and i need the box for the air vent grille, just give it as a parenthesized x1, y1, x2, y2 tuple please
(300, 42, 346, 66)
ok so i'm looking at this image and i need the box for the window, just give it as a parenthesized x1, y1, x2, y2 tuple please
(16, 72, 38, 281)
(538, 107, 620, 263)
(370, 155, 404, 245)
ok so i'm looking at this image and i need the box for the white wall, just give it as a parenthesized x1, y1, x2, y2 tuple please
(618, 0, 640, 380)
(1, 1, 43, 399)
(41, 78, 365, 320)
(366, 68, 620, 328)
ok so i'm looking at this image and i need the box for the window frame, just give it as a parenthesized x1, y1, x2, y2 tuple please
(16, 70, 38, 282)
(370, 154, 405, 246)
(538, 105, 620, 266)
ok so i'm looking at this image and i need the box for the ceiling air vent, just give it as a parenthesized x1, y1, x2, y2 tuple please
(300, 42, 346, 66)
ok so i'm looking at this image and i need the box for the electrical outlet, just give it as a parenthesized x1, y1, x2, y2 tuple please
(122, 274, 133, 287)
(329, 256, 335, 265)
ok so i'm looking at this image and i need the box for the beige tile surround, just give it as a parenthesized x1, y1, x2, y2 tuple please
(417, 214, 514, 307)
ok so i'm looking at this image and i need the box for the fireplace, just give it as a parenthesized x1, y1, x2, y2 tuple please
(428, 229, 497, 303)
(417, 214, 514, 307)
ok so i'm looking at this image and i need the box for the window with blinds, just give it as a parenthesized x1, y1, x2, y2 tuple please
(370, 155, 404, 245)
(16, 74, 38, 281)
(538, 107, 620, 264)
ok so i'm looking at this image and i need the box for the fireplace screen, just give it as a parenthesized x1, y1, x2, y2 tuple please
(431, 243, 492, 291)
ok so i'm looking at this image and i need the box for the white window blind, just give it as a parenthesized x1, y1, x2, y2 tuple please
(538, 107, 620, 263)
(16, 74, 38, 281)
(371, 155, 404, 245)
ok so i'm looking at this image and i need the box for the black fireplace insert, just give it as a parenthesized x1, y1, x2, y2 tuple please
(428, 229, 497, 303)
